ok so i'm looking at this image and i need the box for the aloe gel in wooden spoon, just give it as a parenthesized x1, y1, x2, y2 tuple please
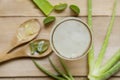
(6, 19, 41, 53)
(29, 39, 49, 55)
(17, 19, 40, 43)
(0, 39, 52, 63)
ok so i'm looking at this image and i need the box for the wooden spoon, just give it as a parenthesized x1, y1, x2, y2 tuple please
(0, 39, 52, 63)
(6, 19, 41, 53)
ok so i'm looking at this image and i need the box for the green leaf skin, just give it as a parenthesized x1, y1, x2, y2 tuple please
(54, 3, 67, 11)
(48, 58, 71, 80)
(94, 0, 117, 73)
(88, 0, 119, 80)
(88, 45, 95, 74)
(43, 16, 56, 25)
(87, 0, 92, 28)
(33, 0, 54, 16)
(59, 58, 74, 80)
(98, 62, 120, 80)
(32, 60, 66, 80)
(90, 62, 120, 80)
(69, 4, 80, 15)
(87, 0, 95, 75)
(99, 49, 120, 74)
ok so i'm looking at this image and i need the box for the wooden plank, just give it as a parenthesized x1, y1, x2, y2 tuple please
(0, 0, 120, 16)
(0, 17, 119, 77)
(0, 77, 120, 80)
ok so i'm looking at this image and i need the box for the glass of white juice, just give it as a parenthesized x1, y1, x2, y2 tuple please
(50, 17, 92, 60)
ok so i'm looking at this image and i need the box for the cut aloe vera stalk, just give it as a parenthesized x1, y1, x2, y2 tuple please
(33, 0, 54, 16)
(54, 3, 67, 11)
(43, 16, 56, 25)
(70, 4, 80, 15)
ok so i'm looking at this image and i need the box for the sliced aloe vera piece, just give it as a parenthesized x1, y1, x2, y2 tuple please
(37, 40, 49, 54)
(43, 16, 56, 25)
(70, 4, 80, 15)
(33, 0, 54, 16)
(54, 3, 67, 11)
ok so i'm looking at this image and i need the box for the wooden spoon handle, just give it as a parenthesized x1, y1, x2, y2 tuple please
(5, 43, 21, 54)
(0, 49, 27, 63)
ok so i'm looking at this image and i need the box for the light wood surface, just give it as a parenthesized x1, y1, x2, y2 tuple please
(0, 0, 120, 16)
(0, 0, 120, 80)
(0, 17, 119, 77)
(0, 77, 120, 80)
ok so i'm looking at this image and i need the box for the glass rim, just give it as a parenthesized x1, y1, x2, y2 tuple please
(50, 17, 93, 60)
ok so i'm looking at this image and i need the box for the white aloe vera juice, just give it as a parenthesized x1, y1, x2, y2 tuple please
(50, 18, 92, 60)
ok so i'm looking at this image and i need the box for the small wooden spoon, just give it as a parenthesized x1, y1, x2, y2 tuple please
(0, 39, 52, 63)
(6, 19, 41, 53)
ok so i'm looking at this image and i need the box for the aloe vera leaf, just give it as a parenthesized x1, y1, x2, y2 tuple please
(100, 62, 120, 80)
(94, 62, 120, 80)
(48, 58, 71, 80)
(43, 16, 56, 25)
(54, 3, 67, 11)
(69, 4, 80, 15)
(94, 0, 117, 71)
(32, 60, 66, 80)
(99, 49, 120, 74)
(87, 0, 95, 74)
(89, 62, 120, 80)
(59, 58, 74, 80)
(88, 46, 95, 74)
(33, 0, 54, 16)
(88, 0, 92, 28)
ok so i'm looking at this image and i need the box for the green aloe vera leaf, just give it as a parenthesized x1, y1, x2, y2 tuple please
(94, 0, 117, 71)
(32, 60, 66, 80)
(69, 4, 80, 15)
(88, 0, 92, 28)
(87, 0, 95, 75)
(99, 49, 120, 74)
(88, 0, 119, 80)
(37, 40, 49, 54)
(33, 0, 54, 16)
(48, 58, 71, 80)
(99, 62, 120, 80)
(93, 62, 120, 80)
(59, 58, 74, 80)
(88, 62, 120, 80)
(54, 3, 67, 11)
(43, 16, 56, 25)
(88, 46, 95, 74)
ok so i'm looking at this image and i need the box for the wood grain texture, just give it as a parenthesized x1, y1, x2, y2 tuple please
(0, 0, 120, 16)
(0, 77, 120, 80)
(0, 17, 119, 77)
(0, 0, 120, 80)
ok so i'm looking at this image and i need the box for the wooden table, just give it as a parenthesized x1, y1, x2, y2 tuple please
(0, 0, 120, 80)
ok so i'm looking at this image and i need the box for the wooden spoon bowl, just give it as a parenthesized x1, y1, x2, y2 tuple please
(6, 19, 41, 53)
